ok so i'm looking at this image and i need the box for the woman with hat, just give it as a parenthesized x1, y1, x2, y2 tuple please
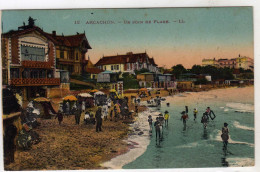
(164, 110, 169, 127)
(221, 122, 229, 150)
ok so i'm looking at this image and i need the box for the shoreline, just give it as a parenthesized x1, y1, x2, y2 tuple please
(101, 108, 160, 169)
(100, 84, 254, 169)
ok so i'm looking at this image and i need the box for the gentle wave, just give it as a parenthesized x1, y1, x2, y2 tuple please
(224, 108, 229, 112)
(226, 102, 254, 113)
(175, 141, 214, 148)
(226, 157, 254, 167)
(198, 94, 218, 99)
(212, 130, 254, 148)
(101, 109, 159, 169)
(233, 121, 254, 131)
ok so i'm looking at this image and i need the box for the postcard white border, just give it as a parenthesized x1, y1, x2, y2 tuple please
(0, 0, 259, 172)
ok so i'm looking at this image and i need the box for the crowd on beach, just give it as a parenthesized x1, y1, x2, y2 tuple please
(55, 96, 135, 132)
(33, 88, 230, 151)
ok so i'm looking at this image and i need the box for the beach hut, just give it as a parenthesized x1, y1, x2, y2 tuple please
(94, 91, 107, 106)
(78, 93, 94, 108)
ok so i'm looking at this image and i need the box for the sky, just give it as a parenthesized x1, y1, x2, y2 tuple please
(1, 7, 254, 68)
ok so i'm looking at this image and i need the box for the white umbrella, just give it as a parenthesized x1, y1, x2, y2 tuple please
(78, 93, 93, 98)
(94, 91, 105, 96)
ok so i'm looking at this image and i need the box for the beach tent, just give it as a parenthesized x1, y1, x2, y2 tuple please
(94, 91, 107, 106)
(90, 89, 99, 93)
(34, 97, 50, 102)
(78, 93, 94, 108)
(63, 95, 77, 101)
(62, 95, 78, 116)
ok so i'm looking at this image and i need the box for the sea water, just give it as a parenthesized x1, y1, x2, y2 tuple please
(122, 86, 254, 169)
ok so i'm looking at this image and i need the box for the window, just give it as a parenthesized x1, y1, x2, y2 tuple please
(60, 51, 64, 59)
(21, 45, 45, 61)
(39, 70, 46, 78)
(30, 69, 39, 78)
(10, 68, 19, 78)
(104, 66, 106, 70)
(47, 70, 53, 78)
(22, 69, 30, 78)
(111, 65, 114, 70)
(127, 63, 130, 70)
(76, 52, 79, 60)
(117, 65, 119, 70)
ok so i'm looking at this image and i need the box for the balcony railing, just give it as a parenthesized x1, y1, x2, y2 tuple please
(10, 78, 60, 86)
(22, 61, 53, 68)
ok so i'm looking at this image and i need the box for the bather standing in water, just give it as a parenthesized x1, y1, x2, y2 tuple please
(164, 111, 169, 127)
(154, 117, 161, 141)
(206, 107, 216, 120)
(193, 108, 198, 121)
(221, 122, 229, 151)
(201, 112, 209, 129)
(180, 111, 188, 130)
(185, 106, 189, 114)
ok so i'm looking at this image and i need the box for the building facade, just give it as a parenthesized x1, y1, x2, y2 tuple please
(47, 31, 92, 75)
(83, 56, 103, 79)
(2, 24, 60, 100)
(218, 58, 236, 68)
(235, 55, 254, 70)
(95, 52, 158, 75)
(202, 55, 254, 71)
(202, 58, 219, 67)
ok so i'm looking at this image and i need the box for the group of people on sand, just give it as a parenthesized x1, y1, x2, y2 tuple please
(55, 96, 135, 133)
(148, 105, 230, 150)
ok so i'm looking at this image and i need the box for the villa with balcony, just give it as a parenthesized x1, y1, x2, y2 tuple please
(1, 19, 61, 100)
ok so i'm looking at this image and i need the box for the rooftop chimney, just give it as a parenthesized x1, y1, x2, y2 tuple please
(52, 31, 56, 36)
(126, 52, 133, 55)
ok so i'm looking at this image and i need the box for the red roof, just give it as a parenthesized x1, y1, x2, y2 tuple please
(86, 68, 103, 74)
(2, 26, 92, 49)
(45, 33, 91, 48)
(95, 52, 157, 66)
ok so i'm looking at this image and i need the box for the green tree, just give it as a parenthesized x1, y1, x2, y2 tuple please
(171, 64, 187, 79)
(191, 65, 203, 75)
(195, 78, 208, 85)
(122, 73, 139, 89)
